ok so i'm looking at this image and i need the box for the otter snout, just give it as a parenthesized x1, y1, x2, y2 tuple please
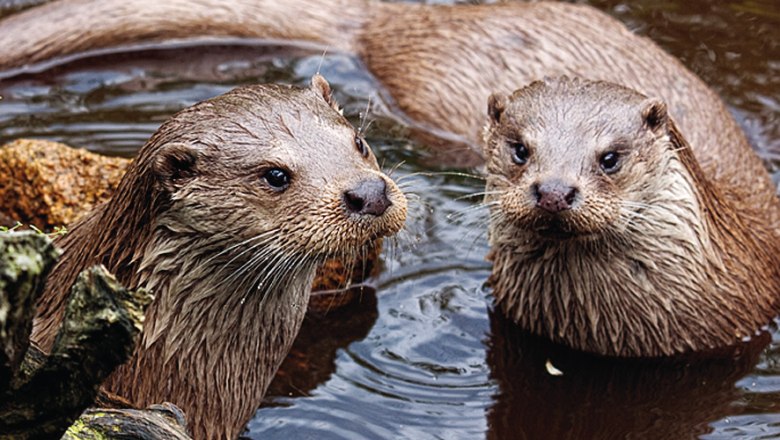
(343, 178, 392, 216)
(532, 180, 578, 213)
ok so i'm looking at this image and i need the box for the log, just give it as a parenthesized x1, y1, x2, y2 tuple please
(64, 404, 191, 440)
(0, 232, 59, 394)
(0, 231, 191, 439)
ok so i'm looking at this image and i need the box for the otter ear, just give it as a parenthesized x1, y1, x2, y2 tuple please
(153, 142, 199, 192)
(641, 98, 668, 132)
(311, 74, 340, 112)
(488, 93, 506, 125)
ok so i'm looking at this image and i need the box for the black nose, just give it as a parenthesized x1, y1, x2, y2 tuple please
(533, 180, 578, 213)
(344, 178, 392, 216)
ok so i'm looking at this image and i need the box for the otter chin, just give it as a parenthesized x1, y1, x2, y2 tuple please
(30, 75, 407, 440)
(484, 77, 780, 359)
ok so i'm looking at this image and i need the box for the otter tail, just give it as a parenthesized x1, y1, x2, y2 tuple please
(0, 0, 369, 75)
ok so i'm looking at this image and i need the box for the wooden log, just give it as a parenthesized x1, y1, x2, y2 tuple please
(64, 404, 191, 440)
(0, 232, 59, 395)
(0, 232, 190, 439)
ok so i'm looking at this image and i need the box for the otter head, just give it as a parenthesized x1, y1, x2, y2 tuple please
(480, 77, 739, 357)
(484, 77, 671, 243)
(137, 74, 407, 282)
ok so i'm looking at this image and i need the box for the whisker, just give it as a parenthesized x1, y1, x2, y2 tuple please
(395, 170, 486, 183)
(201, 229, 279, 267)
(316, 47, 329, 75)
(386, 160, 407, 177)
(453, 190, 506, 202)
(359, 94, 373, 135)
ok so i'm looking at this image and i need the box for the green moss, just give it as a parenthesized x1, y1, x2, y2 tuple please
(63, 418, 102, 439)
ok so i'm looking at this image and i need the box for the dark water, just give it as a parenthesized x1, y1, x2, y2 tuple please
(1, 1, 779, 439)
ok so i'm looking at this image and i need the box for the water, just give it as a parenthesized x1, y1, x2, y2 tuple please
(0, 1, 778, 438)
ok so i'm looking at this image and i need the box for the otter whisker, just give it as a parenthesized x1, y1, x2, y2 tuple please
(315, 46, 329, 75)
(218, 240, 289, 292)
(400, 193, 434, 218)
(454, 189, 507, 202)
(221, 238, 279, 279)
(255, 248, 312, 298)
(620, 201, 656, 210)
(240, 248, 294, 305)
(394, 170, 485, 183)
(201, 229, 280, 268)
(358, 94, 373, 135)
(396, 179, 426, 190)
(386, 160, 407, 178)
(446, 201, 499, 222)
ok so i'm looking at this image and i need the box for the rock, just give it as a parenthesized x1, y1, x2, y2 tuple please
(0, 139, 129, 229)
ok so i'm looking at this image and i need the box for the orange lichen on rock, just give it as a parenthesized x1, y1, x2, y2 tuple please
(0, 139, 129, 228)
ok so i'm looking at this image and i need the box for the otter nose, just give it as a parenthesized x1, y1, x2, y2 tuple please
(344, 178, 392, 216)
(533, 180, 578, 213)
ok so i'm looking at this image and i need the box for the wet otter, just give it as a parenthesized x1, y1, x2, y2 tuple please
(31, 75, 408, 439)
(0, 0, 754, 168)
(483, 77, 780, 358)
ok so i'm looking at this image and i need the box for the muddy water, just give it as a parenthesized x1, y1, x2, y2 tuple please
(0, 1, 778, 438)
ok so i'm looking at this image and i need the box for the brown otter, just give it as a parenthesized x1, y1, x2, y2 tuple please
(0, 0, 757, 170)
(483, 77, 780, 357)
(31, 75, 408, 439)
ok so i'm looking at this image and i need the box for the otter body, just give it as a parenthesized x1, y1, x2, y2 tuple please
(483, 77, 780, 357)
(31, 76, 407, 439)
(0, 0, 759, 172)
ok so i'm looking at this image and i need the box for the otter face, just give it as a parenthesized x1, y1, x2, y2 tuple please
(145, 75, 407, 267)
(483, 77, 671, 242)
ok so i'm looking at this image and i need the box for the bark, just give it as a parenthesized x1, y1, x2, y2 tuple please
(63, 404, 191, 440)
(0, 232, 191, 439)
(0, 232, 59, 394)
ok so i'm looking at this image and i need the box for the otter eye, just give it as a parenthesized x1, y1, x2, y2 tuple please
(510, 141, 529, 165)
(600, 151, 621, 174)
(355, 136, 369, 158)
(263, 168, 291, 190)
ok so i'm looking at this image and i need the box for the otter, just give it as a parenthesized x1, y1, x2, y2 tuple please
(31, 75, 407, 439)
(483, 77, 780, 358)
(0, 0, 756, 169)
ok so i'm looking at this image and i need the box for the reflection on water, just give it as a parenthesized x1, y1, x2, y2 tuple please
(486, 310, 771, 440)
(0, 1, 778, 439)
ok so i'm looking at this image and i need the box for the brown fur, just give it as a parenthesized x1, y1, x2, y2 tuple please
(483, 77, 780, 357)
(0, 1, 768, 179)
(31, 77, 407, 439)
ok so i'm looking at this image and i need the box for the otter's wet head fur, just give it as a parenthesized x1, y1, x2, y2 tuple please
(484, 77, 780, 358)
(31, 75, 407, 439)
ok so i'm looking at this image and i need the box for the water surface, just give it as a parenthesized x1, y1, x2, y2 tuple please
(0, 1, 778, 438)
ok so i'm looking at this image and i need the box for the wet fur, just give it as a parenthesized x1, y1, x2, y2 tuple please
(31, 79, 407, 439)
(484, 78, 780, 357)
